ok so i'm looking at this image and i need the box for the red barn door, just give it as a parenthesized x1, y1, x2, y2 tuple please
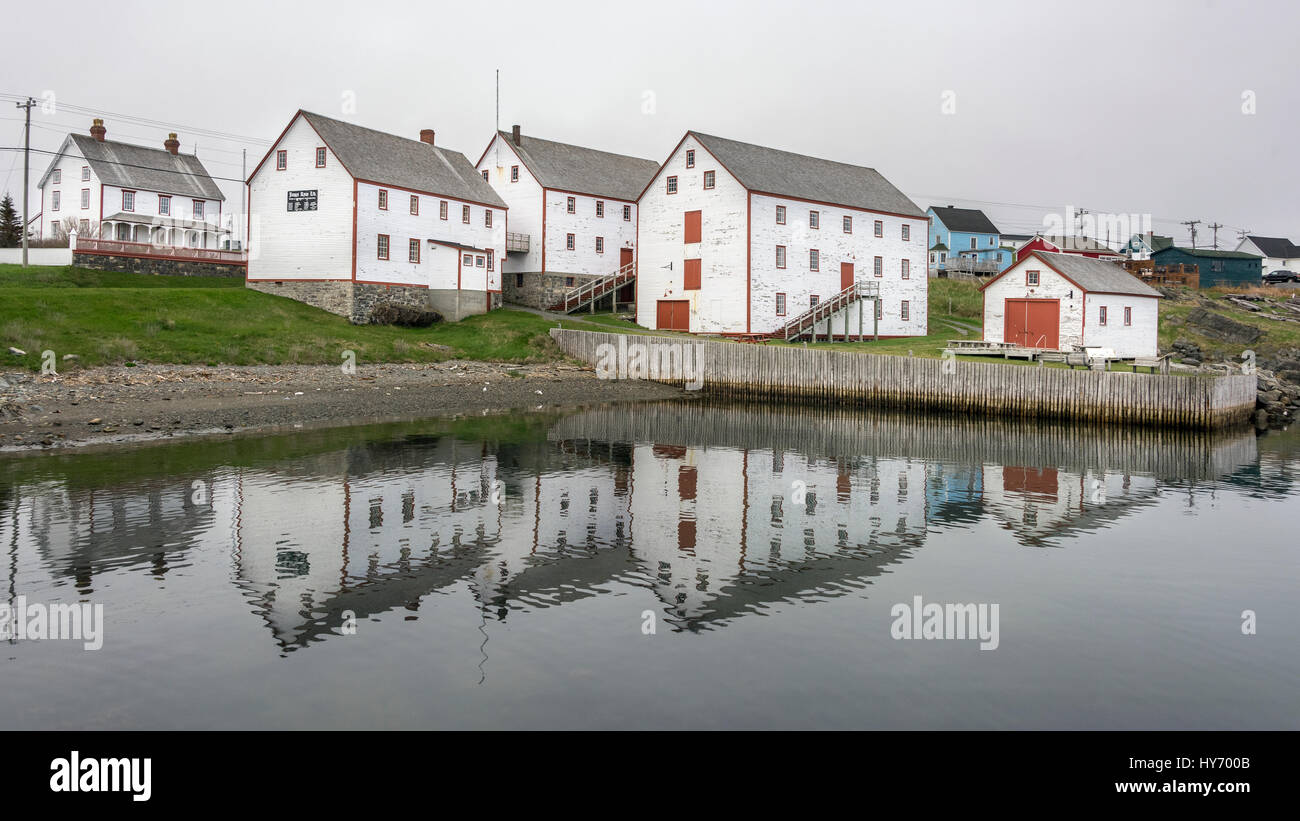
(1004, 298, 1060, 349)
(656, 300, 690, 331)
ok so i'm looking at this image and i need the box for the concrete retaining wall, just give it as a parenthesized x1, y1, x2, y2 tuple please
(73, 251, 244, 278)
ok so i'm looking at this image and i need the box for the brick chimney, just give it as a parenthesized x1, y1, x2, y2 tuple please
(511, 124, 521, 145)
(164, 133, 180, 155)
(89, 118, 106, 142)
(419, 129, 435, 146)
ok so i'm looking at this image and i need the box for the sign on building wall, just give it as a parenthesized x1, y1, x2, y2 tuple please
(287, 190, 318, 211)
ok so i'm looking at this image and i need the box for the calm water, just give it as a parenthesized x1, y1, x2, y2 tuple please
(1, 402, 1297, 730)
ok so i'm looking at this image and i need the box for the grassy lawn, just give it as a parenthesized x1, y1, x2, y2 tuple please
(0, 264, 589, 369)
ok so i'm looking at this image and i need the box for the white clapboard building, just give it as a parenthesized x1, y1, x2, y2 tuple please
(37, 119, 228, 248)
(475, 125, 659, 309)
(980, 251, 1161, 357)
(635, 131, 929, 337)
(247, 110, 507, 323)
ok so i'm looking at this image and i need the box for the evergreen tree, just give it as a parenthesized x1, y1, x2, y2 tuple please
(0, 194, 22, 248)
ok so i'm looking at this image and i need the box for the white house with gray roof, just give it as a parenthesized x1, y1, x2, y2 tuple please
(980, 250, 1161, 357)
(475, 126, 659, 307)
(37, 118, 228, 248)
(635, 130, 929, 337)
(247, 110, 507, 322)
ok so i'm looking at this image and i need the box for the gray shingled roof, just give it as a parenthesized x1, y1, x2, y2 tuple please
(1245, 235, 1300, 258)
(690, 132, 924, 217)
(302, 111, 505, 208)
(62, 134, 224, 200)
(1031, 251, 1161, 296)
(1039, 235, 1120, 254)
(499, 131, 659, 201)
(928, 205, 1000, 234)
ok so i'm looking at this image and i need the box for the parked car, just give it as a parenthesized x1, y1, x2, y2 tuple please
(1264, 270, 1300, 284)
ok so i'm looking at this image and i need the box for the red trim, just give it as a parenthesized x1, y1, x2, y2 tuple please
(247, 277, 348, 282)
(596, 236, 604, 254)
(809, 209, 819, 230)
(703, 170, 715, 190)
(351, 178, 358, 280)
(775, 245, 786, 269)
(686, 149, 695, 169)
(843, 215, 852, 233)
(1124, 305, 1132, 326)
(1098, 305, 1107, 326)
(666, 176, 678, 195)
(76, 242, 246, 266)
(541, 191, 547, 272)
(457, 249, 462, 289)
(566, 233, 575, 251)
(874, 256, 882, 277)
(276, 150, 287, 171)
(356, 178, 503, 212)
(245, 186, 251, 266)
(596, 200, 604, 218)
(315, 147, 326, 168)
(462, 204, 470, 224)
(121, 189, 136, 212)
(775, 292, 787, 316)
(355, 278, 429, 288)
(776, 205, 785, 225)
(410, 194, 419, 216)
(810, 248, 819, 271)
(543, 186, 637, 205)
(566, 196, 576, 214)
(746, 191, 752, 333)
(409, 238, 420, 264)
(1026, 268, 1040, 286)
(439, 200, 447, 220)
(377, 233, 390, 260)
(378, 189, 388, 210)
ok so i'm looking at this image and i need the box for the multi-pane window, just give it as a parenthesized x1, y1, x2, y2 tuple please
(81, 166, 90, 181)
(686, 149, 695, 168)
(52, 191, 60, 211)
(378, 189, 388, 210)
(78, 219, 89, 234)
(485, 210, 492, 228)
(462, 205, 470, 224)
(873, 220, 883, 237)
(843, 216, 852, 233)
(122, 191, 134, 211)
(439, 200, 448, 220)
(873, 256, 883, 277)
(1099, 306, 1108, 325)
(596, 236, 604, 254)
(667, 176, 678, 194)
(487, 249, 494, 271)
(194, 200, 204, 219)
(276, 150, 286, 170)
(316, 147, 326, 167)
(408, 238, 420, 263)
(567, 197, 576, 214)
(901, 259, 910, 279)
(377, 234, 389, 260)
(1027, 269, 1040, 286)
(969, 237, 977, 250)
(623, 205, 631, 221)
(410, 195, 419, 216)
(776, 245, 786, 269)
(1124, 306, 1132, 326)
(901, 300, 910, 321)
(809, 210, 819, 230)
(596, 201, 605, 218)
(776, 293, 787, 316)
(810, 295, 820, 308)
(476, 255, 485, 268)
(776, 205, 786, 224)
(159, 195, 170, 215)
(510, 165, 519, 182)
(876, 300, 883, 320)
(902, 224, 910, 241)
(80, 189, 90, 210)
(482, 170, 489, 182)
(703, 170, 715, 189)
(566, 233, 575, 250)
(809, 249, 820, 271)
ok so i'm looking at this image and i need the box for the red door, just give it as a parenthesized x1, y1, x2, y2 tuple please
(619, 247, 633, 271)
(656, 300, 690, 331)
(1004, 298, 1059, 348)
(840, 262, 854, 291)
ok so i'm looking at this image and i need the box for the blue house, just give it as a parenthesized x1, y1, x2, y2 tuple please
(927, 205, 1014, 276)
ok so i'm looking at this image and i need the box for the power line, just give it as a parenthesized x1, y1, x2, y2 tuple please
(0, 93, 273, 147)
(0, 146, 247, 186)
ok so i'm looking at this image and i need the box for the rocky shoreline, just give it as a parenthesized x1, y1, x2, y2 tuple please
(0, 361, 687, 451)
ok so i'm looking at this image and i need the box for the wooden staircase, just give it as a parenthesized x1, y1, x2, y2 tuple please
(549, 262, 636, 313)
(780, 281, 880, 341)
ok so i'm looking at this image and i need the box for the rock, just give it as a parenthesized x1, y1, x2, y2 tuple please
(61, 354, 79, 362)
(1184, 308, 1263, 345)
(1255, 409, 1270, 428)
(88, 418, 102, 425)
(8, 347, 25, 356)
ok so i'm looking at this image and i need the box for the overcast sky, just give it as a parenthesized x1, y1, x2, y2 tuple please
(5, 0, 1298, 246)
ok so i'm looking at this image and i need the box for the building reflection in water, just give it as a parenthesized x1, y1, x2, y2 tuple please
(0, 402, 1263, 650)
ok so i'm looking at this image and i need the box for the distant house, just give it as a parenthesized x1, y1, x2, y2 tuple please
(37, 118, 228, 248)
(1150, 244, 1261, 288)
(1016, 234, 1123, 262)
(475, 126, 659, 309)
(980, 251, 1161, 357)
(927, 205, 1013, 275)
(1235, 235, 1300, 277)
(246, 110, 507, 323)
(1120, 233, 1173, 260)
(636, 131, 928, 337)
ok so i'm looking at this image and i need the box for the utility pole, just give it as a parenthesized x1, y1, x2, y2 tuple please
(1181, 219, 1200, 249)
(1237, 228, 1252, 245)
(241, 148, 247, 250)
(15, 97, 35, 267)
(1207, 221, 1223, 249)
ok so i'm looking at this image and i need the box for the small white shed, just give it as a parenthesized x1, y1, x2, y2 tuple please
(980, 251, 1161, 357)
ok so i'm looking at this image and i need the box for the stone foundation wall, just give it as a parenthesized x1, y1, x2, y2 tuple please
(504, 271, 602, 309)
(247, 279, 488, 324)
(247, 280, 356, 318)
(74, 252, 245, 278)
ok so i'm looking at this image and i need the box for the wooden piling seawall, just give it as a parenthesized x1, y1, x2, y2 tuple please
(548, 329, 1258, 430)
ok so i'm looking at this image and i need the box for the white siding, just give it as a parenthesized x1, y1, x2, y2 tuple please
(749, 194, 928, 336)
(635, 135, 748, 332)
(476, 135, 544, 273)
(542, 189, 637, 277)
(354, 182, 504, 292)
(39, 141, 97, 239)
(247, 115, 354, 280)
(1084, 293, 1159, 357)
